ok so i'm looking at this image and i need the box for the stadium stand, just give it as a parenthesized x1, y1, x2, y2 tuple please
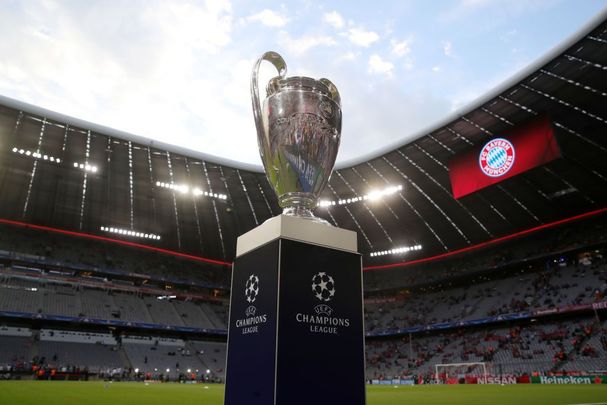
(366, 318, 607, 381)
(1, 218, 605, 382)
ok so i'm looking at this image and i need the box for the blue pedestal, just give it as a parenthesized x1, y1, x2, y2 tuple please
(224, 216, 366, 405)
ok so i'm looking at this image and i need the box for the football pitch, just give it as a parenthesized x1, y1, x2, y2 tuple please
(0, 381, 606, 404)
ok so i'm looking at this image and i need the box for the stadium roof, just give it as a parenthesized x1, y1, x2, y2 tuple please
(0, 11, 606, 268)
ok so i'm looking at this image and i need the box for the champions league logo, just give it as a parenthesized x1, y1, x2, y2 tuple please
(479, 138, 515, 178)
(311, 272, 335, 302)
(235, 274, 266, 335)
(245, 305, 256, 317)
(245, 274, 259, 303)
(295, 271, 349, 335)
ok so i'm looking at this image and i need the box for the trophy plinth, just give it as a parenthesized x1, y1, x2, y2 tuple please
(251, 51, 341, 224)
(224, 215, 366, 405)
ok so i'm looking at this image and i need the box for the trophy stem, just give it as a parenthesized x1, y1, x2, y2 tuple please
(279, 193, 330, 225)
(282, 206, 330, 225)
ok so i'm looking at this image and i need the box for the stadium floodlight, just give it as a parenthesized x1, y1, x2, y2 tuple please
(206, 369, 210, 374)
(155, 181, 227, 201)
(166, 368, 170, 373)
(101, 226, 160, 240)
(135, 368, 139, 373)
(13, 147, 62, 165)
(187, 369, 191, 373)
(370, 244, 422, 257)
(73, 161, 98, 173)
(317, 184, 403, 208)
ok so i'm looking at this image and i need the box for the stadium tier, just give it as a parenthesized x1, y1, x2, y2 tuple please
(1, 216, 606, 381)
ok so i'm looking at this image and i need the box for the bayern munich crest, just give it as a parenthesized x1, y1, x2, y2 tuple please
(479, 138, 515, 178)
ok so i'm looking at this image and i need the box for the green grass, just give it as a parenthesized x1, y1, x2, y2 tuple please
(0, 381, 606, 404)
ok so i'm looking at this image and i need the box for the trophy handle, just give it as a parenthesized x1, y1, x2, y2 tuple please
(319, 78, 341, 106)
(251, 51, 287, 138)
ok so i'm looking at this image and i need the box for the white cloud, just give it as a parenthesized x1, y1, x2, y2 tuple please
(432, 66, 441, 72)
(278, 31, 337, 56)
(368, 54, 394, 77)
(346, 27, 379, 47)
(338, 51, 359, 62)
(148, 1, 233, 54)
(391, 38, 412, 57)
(442, 40, 453, 56)
(246, 9, 288, 27)
(323, 11, 344, 29)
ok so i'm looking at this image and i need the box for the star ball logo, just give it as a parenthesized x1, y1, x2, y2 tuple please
(295, 271, 349, 335)
(235, 274, 266, 335)
(311, 272, 335, 302)
(479, 138, 515, 178)
(245, 274, 259, 303)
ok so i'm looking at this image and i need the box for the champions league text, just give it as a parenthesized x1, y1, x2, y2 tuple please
(296, 313, 350, 335)
(235, 314, 267, 334)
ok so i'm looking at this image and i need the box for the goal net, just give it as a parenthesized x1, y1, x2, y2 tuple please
(434, 362, 488, 384)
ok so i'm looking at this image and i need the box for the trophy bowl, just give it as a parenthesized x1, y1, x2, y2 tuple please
(251, 51, 341, 224)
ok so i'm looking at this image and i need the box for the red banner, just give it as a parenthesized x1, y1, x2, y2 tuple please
(449, 116, 561, 199)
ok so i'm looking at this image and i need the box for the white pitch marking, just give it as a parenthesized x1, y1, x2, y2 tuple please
(568, 403, 607, 405)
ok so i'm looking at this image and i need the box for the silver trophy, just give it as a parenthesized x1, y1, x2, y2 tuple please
(251, 51, 341, 224)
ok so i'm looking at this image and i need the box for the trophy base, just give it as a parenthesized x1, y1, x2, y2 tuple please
(226, 219, 365, 405)
(282, 206, 331, 225)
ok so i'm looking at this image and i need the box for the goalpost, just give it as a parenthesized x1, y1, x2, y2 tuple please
(435, 362, 488, 384)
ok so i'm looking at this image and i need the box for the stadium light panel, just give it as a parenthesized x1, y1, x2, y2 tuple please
(318, 184, 402, 208)
(370, 244, 422, 257)
(73, 161, 98, 173)
(101, 226, 160, 240)
(13, 147, 62, 165)
(156, 181, 227, 200)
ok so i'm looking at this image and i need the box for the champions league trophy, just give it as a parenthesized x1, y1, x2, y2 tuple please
(251, 51, 341, 223)
(224, 51, 365, 405)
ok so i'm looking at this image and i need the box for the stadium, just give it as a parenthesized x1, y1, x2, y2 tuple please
(1, 3, 607, 405)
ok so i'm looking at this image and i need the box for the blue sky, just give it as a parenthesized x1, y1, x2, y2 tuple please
(0, 0, 605, 166)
